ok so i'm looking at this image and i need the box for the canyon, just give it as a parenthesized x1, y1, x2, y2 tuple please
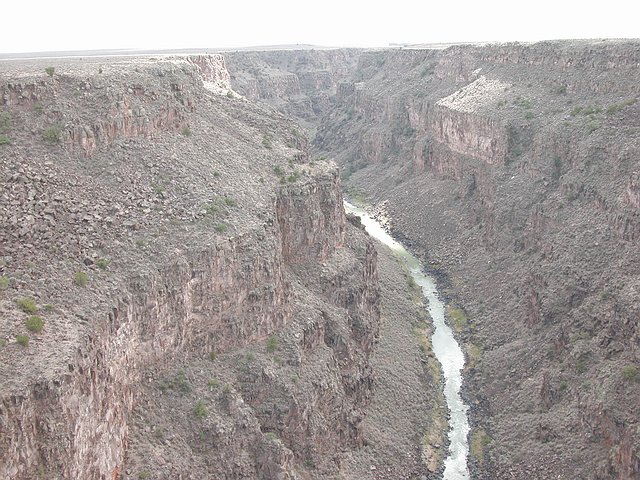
(1, 38, 639, 480)
(224, 40, 640, 479)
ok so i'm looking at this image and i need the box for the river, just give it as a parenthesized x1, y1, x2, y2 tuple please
(344, 202, 470, 480)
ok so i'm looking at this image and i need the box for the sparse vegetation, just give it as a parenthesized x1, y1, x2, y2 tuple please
(266, 335, 279, 353)
(17, 297, 37, 314)
(209, 351, 217, 362)
(208, 378, 220, 388)
(262, 135, 273, 149)
(151, 183, 165, 194)
(45, 67, 55, 77)
(43, 125, 61, 143)
(0, 276, 9, 289)
(513, 96, 533, 109)
(0, 135, 10, 146)
(214, 222, 228, 233)
(16, 334, 29, 347)
(0, 111, 11, 131)
(586, 119, 600, 134)
(135, 239, 145, 247)
(265, 432, 278, 441)
(158, 370, 192, 393)
(470, 429, 492, 464)
(181, 126, 192, 137)
(25, 316, 44, 333)
(447, 306, 469, 332)
(223, 196, 237, 207)
(622, 365, 639, 382)
(193, 400, 207, 418)
(287, 170, 302, 183)
(96, 258, 110, 270)
(74, 271, 89, 287)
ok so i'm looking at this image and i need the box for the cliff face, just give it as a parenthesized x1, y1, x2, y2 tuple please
(228, 41, 640, 480)
(0, 55, 379, 479)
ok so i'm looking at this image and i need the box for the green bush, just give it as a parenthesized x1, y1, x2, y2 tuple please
(16, 334, 29, 346)
(0, 111, 11, 132)
(224, 197, 237, 207)
(25, 316, 44, 333)
(45, 67, 55, 77)
(17, 297, 37, 314)
(96, 258, 110, 270)
(262, 135, 273, 149)
(74, 271, 89, 287)
(209, 351, 217, 362)
(214, 223, 227, 233)
(265, 432, 278, 441)
(193, 400, 207, 418)
(0, 135, 10, 145)
(622, 365, 638, 382)
(43, 126, 61, 143)
(266, 335, 279, 353)
(181, 126, 192, 137)
(0, 276, 9, 289)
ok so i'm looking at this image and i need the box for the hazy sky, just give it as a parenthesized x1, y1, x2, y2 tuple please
(1, 0, 638, 53)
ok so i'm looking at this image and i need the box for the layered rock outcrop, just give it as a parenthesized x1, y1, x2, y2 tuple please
(228, 41, 640, 480)
(0, 55, 380, 480)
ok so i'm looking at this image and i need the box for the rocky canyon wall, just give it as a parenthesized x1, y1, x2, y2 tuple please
(0, 55, 380, 479)
(227, 40, 640, 479)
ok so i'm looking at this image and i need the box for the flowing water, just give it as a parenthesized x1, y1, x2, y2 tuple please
(345, 202, 470, 480)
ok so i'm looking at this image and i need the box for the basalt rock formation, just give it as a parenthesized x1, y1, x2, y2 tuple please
(0, 55, 387, 479)
(226, 40, 640, 479)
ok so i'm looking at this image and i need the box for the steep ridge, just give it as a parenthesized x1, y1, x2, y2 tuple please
(0, 55, 383, 479)
(226, 40, 640, 479)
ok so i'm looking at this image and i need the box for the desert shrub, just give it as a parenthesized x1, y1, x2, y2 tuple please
(208, 378, 220, 387)
(45, 67, 55, 77)
(17, 297, 37, 314)
(0, 135, 10, 145)
(74, 271, 89, 287)
(224, 197, 237, 207)
(262, 135, 272, 149)
(622, 365, 638, 382)
(181, 126, 192, 137)
(214, 223, 227, 233)
(586, 119, 600, 134)
(43, 126, 61, 143)
(209, 351, 217, 362)
(16, 334, 29, 346)
(266, 335, 279, 353)
(0, 276, 9, 289)
(96, 258, 110, 270)
(158, 370, 192, 393)
(265, 432, 278, 441)
(25, 316, 44, 333)
(193, 400, 207, 418)
(0, 111, 11, 131)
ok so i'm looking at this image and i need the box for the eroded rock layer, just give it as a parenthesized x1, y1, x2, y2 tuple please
(0, 55, 382, 480)
(226, 40, 640, 479)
